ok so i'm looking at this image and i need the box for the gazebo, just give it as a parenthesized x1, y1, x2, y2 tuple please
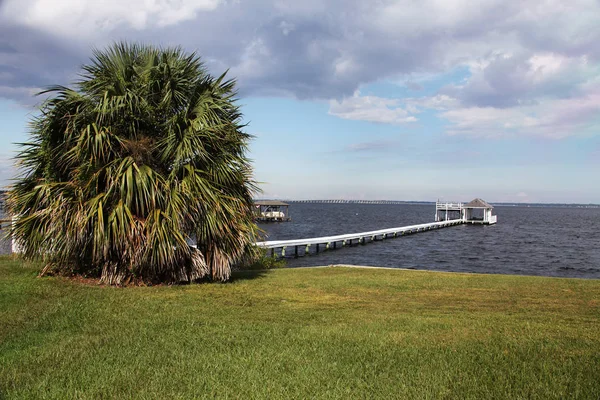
(462, 198, 497, 225)
(254, 200, 291, 222)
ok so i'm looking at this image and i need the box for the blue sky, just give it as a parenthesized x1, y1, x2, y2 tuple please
(1, 0, 600, 203)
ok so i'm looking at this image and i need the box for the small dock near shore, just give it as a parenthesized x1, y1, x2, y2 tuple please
(254, 200, 292, 222)
(256, 198, 497, 258)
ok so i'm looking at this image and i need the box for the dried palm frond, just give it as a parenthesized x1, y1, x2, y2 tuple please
(8, 42, 258, 284)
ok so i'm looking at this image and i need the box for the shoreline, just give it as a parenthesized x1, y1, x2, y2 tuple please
(282, 264, 600, 280)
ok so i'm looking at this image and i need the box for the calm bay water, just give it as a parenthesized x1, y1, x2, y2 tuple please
(0, 209, 9, 254)
(259, 203, 600, 279)
(2, 204, 598, 278)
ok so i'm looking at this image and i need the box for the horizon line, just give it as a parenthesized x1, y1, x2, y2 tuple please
(253, 198, 600, 206)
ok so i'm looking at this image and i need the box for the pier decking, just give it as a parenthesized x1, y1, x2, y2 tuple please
(256, 219, 464, 257)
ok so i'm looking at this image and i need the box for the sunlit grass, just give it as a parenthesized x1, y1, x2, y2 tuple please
(1, 257, 599, 399)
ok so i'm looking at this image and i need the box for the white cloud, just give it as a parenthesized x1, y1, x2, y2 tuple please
(407, 94, 460, 110)
(438, 89, 600, 138)
(344, 140, 399, 152)
(390, 50, 600, 138)
(329, 92, 417, 124)
(1, 0, 221, 37)
(528, 53, 568, 80)
(2, 0, 600, 135)
(334, 57, 356, 78)
(0, 86, 43, 106)
(328, 72, 600, 138)
(235, 38, 272, 79)
(443, 52, 596, 108)
(279, 21, 295, 36)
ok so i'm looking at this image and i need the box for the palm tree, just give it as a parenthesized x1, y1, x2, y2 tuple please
(8, 42, 258, 284)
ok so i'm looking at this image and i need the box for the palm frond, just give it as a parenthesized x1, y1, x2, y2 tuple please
(7, 42, 259, 284)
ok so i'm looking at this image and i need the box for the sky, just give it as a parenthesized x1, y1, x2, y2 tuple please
(1, 0, 600, 203)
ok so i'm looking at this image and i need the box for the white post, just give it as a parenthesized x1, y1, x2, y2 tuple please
(11, 215, 23, 254)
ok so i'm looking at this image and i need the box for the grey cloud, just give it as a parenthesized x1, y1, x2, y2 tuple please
(0, 23, 87, 104)
(513, 4, 600, 61)
(0, 42, 17, 53)
(405, 81, 423, 91)
(1, 0, 600, 107)
(231, 16, 352, 99)
(441, 53, 588, 108)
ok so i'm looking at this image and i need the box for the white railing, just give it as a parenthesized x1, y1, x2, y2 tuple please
(256, 219, 465, 249)
(436, 201, 463, 210)
(489, 215, 497, 224)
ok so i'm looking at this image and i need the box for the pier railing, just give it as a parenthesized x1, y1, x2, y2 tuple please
(256, 219, 465, 257)
(436, 201, 463, 210)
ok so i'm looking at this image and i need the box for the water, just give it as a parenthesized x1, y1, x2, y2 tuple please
(259, 203, 600, 279)
(0, 209, 10, 254)
(3, 204, 598, 279)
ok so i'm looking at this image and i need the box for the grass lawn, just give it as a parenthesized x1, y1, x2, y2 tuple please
(1, 257, 599, 399)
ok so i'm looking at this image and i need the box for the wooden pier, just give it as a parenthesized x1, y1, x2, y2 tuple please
(256, 198, 497, 258)
(256, 218, 464, 258)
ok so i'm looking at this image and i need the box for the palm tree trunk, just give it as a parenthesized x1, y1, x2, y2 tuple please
(207, 245, 231, 282)
(100, 262, 129, 285)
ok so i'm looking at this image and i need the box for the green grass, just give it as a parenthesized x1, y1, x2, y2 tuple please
(1, 257, 599, 399)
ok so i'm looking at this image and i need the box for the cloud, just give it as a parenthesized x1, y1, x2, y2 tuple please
(0, 0, 600, 139)
(428, 80, 600, 138)
(1, 0, 222, 37)
(279, 21, 295, 36)
(441, 52, 596, 108)
(344, 140, 399, 153)
(0, 0, 595, 98)
(0, 23, 88, 105)
(328, 73, 600, 138)
(0, 86, 42, 103)
(405, 81, 423, 91)
(329, 92, 417, 124)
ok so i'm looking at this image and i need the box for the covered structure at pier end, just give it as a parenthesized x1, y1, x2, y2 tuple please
(435, 198, 497, 225)
(462, 198, 497, 225)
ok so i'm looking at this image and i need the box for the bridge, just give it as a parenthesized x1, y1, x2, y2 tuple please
(284, 199, 430, 205)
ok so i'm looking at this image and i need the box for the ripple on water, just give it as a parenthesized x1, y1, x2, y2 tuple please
(260, 203, 600, 279)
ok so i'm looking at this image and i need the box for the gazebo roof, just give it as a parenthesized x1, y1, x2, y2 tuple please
(464, 198, 493, 209)
(254, 200, 289, 206)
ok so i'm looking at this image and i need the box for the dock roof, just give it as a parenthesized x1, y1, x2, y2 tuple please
(464, 198, 493, 209)
(254, 200, 289, 206)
